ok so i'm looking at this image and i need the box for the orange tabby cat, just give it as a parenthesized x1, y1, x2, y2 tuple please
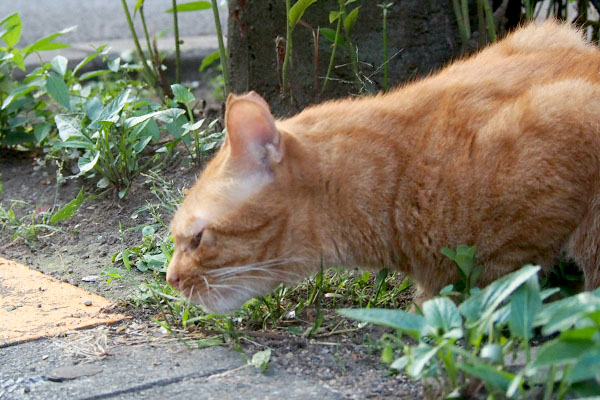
(167, 21, 600, 314)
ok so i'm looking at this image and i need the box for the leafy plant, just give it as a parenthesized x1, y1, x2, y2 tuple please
(169, 83, 224, 166)
(0, 14, 73, 147)
(321, 0, 362, 93)
(377, 2, 393, 92)
(340, 247, 600, 399)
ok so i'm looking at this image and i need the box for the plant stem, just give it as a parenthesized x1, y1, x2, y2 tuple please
(480, 0, 496, 42)
(543, 365, 556, 400)
(211, 0, 229, 95)
(171, 0, 181, 83)
(139, 6, 159, 84)
(452, 0, 469, 45)
(525, 0, 533, 20)
(120, 0, 156, 88)
(322, 3, 344, 94)
(381, 3, 389, 91)
(460, 0, 471, 39)
(282, 0, 293, 99)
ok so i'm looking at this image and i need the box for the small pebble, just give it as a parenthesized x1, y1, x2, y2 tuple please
(82, 275, 98, 282)
(83, 300, 92, 306)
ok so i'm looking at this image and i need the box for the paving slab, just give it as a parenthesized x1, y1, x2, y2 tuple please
(0, 258, 128, 347)
(0, 332, 342, 400)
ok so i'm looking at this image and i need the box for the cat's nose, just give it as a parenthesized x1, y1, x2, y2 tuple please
(166, 268, 180, 290)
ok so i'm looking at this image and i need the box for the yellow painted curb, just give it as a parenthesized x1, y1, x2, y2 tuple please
(0, 257, 129, 347)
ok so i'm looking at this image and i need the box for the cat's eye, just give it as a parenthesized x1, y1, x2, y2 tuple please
(187, 230, 204, 252)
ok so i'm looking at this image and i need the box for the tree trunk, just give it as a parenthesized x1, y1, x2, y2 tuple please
(227, 0, 459, 116)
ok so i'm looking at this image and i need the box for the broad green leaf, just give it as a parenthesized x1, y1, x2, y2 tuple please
(94, 89, 131, 123)
(406, 343, 440, 377)
(138, 118, 160, 142)
(199, 50, 220, 71)
(142, 225, 156, 237)
(182, 118, 206, 132)
(1, 79, 42, 110)
(84, 97, 104, 121)
(0, 14, 21, 48)
(171, 84, 195, 106)
(77, 151, 100, 175)
(50, 55, 68, 76)
(166, 1, 212, 12)
(73, 53, 99, 76)
(289, 0, 318, 29)
(422, 297, 462, 339)
(249, 348, 271, 372)
(568, 347, 600, 383)
(166, 114, 189, 141)
(536, 290, 600, 335)
(560, 326, 600, 342)
(458, 361, 514, 392)
(134, 135, 152, 154)
(107, 57, 120, 72)
(439, 284, 454, 296)
(55, 114, 83, 141)
(134, 0, 145, 15)
(390, 356, 407, 371)
(532, 338, 594, 367)
(338, 308, 425, 339)
(79, 69, 111, 80)
(46, 73, 71, 109)
(480, 343, 503, 364)
(329, 10, 342, 23)
(53, 139, 95, 149)
(459, 265, 540, 324)
(50, 188, 86, 223)
(508, 274, 542, 340)
(23, 26, 76, 55)
(124, 108, 185, 129)
(13, 49, 25, 70)
(97, 177, 110, 189)
(33, 122, 51, 143)
(320, 27, 345, 46)
(343, 6, 360, 32)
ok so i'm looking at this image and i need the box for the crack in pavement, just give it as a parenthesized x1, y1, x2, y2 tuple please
(77, 367, 230, 400)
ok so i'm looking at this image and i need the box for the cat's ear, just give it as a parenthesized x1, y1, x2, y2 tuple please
(225, 91, 283, 167)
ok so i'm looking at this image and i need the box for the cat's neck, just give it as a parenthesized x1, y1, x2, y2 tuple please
(275, 93, 420, 270)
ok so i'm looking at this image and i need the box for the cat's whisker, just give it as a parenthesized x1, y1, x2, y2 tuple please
(218, 271, 301, 284)
(186, 284, 195, 304)
(205, 263, 287, 278)
(210, 283, 263, 297)
(206, 257, 305, 278)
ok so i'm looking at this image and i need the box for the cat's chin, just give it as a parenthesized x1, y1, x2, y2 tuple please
(185, 287, 259, 315)
(196, 299, 246, 315)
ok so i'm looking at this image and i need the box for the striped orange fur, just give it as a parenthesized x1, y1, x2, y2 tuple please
(167, 21, 600, 313)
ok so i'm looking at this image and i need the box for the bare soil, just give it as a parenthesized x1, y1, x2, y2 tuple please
(0, 148, 423, 399)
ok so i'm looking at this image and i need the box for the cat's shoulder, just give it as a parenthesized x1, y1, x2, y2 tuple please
(499, 20, 592, 54)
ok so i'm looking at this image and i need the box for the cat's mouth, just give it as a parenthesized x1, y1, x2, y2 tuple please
(176, 258, 306, 314)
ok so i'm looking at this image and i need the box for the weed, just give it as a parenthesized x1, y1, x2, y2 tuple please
(341, 246, 600, 398)
(0, 14, 73, 148)
(0, 186, 86, 246)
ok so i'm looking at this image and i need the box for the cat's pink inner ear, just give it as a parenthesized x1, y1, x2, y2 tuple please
(225, 96, 282, 165)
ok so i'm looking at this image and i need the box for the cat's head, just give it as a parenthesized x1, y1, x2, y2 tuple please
(167, 92, 316, 314)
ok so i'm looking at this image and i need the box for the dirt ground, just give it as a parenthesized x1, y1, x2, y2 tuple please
(0, 148, 423, 399)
